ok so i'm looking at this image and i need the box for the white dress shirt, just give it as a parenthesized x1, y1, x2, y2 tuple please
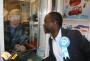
(51, 29, 63, 61)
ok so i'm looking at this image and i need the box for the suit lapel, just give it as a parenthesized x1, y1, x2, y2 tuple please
(61, 28, 68, 37)
(61, 28, 70, 61)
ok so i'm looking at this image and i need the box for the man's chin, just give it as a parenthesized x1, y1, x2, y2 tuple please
(44, 28, 52, 34)
(45, 31, 51, 34)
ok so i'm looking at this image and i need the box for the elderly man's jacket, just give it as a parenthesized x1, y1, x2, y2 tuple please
(4, 24, 28, 52)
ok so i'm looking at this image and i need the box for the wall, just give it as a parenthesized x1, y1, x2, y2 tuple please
(63, 20, 90, 41)
(37, 0, 52, 58)
(0, 0, 4, 61)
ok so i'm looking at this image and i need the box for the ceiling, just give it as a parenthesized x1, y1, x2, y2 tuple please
(4, 0, 37, 11)
(4, 0, 20, 11)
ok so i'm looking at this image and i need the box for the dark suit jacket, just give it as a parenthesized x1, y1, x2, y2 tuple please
(42, 28, 90, 61)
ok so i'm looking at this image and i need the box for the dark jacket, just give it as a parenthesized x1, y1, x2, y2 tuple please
(43, 28, 90, 61)
(4, 24, 28, 52)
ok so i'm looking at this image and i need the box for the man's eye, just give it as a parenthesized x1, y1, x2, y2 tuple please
(46, 22, 50, 24)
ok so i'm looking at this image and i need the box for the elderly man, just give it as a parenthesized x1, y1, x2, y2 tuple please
(4, 15, 29, 61)
(4, 15, 27, 51)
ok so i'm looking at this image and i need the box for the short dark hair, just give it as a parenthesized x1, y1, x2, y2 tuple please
(47, 12, 63, 27)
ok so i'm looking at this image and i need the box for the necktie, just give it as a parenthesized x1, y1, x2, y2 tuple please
(49, 37, 56, 61)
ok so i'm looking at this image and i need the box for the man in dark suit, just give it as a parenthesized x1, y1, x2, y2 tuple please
(43, 12, 90, 61)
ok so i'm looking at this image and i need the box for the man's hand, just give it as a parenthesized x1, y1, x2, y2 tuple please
(15, 44, 26, 52)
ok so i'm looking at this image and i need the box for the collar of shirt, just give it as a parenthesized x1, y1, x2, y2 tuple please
(51, 29, 63, 61)
(51, 28, 62, 41)
(10, 26, 16, 34)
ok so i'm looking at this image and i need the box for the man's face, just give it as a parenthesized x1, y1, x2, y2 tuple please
(10, 15, 20, 27)
(10, 19, 20, 27)
(44, 16, 55, 33)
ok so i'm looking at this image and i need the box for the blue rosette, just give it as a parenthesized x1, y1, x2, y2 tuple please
(59, 36, 70, 59)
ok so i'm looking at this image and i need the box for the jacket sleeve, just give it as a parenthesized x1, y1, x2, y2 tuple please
(75, 30, 90, 61)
